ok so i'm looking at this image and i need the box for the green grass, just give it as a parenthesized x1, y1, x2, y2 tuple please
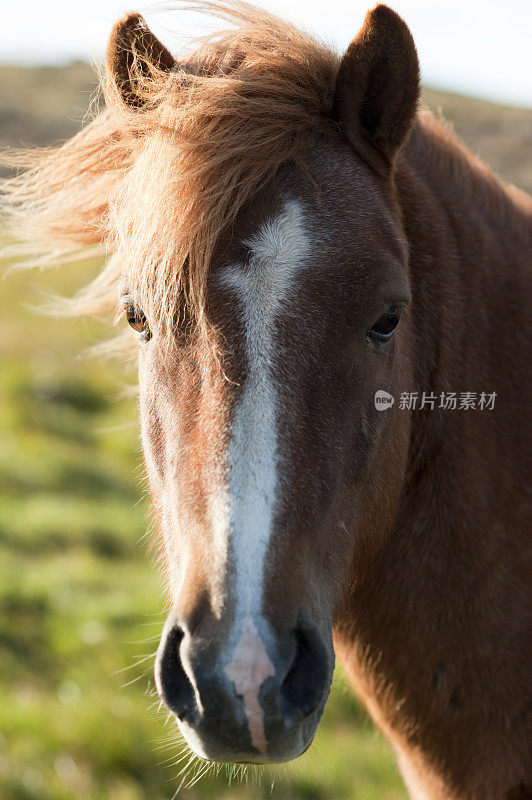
(0, 259, 407, 800)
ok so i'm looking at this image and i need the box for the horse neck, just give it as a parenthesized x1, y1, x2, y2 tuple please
(396, 113, 531, 488)
(398, 111, 531, 391)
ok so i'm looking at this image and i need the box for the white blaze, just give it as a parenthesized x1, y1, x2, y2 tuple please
(225, 614, 275, 752)
(220, 200, 310, 750)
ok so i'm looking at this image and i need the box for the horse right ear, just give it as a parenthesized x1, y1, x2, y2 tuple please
(106, 13, 176, 109)
(333, 4, 420, 176)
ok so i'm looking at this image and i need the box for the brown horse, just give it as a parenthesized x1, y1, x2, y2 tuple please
(2, 3, 531, 798)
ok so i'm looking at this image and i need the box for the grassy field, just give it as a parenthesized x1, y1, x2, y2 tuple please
(1, 62, 531, 800)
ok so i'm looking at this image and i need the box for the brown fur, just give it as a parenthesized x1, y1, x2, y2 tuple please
(2, 3, 531, 798)
(335, 110, 532, 800)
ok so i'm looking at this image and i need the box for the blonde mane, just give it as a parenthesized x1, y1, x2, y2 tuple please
(1, 1, 338, 340)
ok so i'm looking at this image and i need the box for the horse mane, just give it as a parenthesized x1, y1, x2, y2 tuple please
(0, 1, 338, 341)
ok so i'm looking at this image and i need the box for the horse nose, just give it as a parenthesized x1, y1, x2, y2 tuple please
(155, 614, 331, 762)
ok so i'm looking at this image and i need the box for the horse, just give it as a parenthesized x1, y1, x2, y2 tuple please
(2, 3, 531, 798)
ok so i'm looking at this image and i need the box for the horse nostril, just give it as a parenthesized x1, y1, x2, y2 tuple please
(279, 622, 330, 723)
(156, 624, 197, 723)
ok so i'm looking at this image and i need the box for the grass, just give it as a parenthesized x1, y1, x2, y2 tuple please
(0, 259, 406, 800)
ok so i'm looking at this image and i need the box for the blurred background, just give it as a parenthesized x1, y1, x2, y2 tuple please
(1, 2, 531, 800)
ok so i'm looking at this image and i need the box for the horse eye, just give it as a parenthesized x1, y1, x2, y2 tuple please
(367, 309, 400, 344)
(124, 301, 151, 342)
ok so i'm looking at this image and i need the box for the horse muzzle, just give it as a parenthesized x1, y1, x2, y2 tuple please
(155, 610, 334, 763)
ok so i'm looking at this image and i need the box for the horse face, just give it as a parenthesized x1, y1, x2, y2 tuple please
(135, 134, 412, 763)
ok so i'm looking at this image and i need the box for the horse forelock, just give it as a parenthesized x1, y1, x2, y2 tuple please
(1, 1, 339, 349)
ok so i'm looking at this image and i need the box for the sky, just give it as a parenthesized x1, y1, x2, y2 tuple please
(2, 0, 532, 107)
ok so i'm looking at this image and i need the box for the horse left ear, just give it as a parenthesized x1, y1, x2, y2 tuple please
(106, 12, 176, 109)
(333, 4, 420, 175)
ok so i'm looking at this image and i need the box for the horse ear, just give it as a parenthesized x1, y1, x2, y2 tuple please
(333, 4, 420, 175)
(106, 13, 176, 108)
